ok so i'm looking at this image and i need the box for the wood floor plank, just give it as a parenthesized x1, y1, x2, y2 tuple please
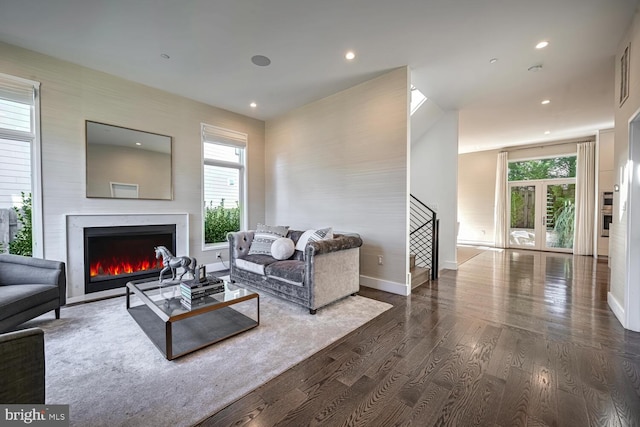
(197, 251, 640, 427)
(494, 367, 531, 427)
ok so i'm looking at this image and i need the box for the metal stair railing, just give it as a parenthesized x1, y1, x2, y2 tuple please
(410, 194, 439, 280)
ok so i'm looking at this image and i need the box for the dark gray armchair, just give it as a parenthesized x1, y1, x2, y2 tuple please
(0, 254, 66, 333)
(0, 328, 45, 403)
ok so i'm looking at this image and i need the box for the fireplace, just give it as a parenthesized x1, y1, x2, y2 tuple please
(83, 224, 176, 294)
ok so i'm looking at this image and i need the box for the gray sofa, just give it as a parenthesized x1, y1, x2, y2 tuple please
(0, 254, 66, 333)
(228, 230, 362, 314)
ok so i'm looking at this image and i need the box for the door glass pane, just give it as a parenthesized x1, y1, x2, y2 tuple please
(510, 185, 536, 247)
(545, 183, 575, 249)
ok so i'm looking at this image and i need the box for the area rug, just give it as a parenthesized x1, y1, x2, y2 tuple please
(23, 292, 392, 426)
(457, 245, 486, 265)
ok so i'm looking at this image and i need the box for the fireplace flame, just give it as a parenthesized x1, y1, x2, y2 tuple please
(90, 257, 161, 278)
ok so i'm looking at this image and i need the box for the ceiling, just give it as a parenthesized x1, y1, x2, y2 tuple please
(0, 0, 637, 153)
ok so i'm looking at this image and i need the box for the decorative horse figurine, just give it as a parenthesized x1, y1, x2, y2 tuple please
(154, 246, 197, 282)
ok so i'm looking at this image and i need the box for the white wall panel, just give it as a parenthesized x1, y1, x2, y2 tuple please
(265, 68, 410, 290)
(0, 41, 265, 266)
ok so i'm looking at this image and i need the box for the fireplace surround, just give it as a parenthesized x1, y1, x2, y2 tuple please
(66, 213, 189, 300)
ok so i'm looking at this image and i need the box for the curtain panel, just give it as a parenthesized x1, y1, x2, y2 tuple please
(574, 141, 596, 255)
(494, 152, 508, 248)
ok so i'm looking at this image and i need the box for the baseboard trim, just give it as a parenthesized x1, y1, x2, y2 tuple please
(442, 261, 457, 270)
(360, 275, 410, 296)
(608, 292, 625, 328)
(205, 261, 228, 273)
(457, 239, 495, 247)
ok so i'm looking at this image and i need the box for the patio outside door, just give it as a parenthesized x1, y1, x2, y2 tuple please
(509, 179, 575, 252)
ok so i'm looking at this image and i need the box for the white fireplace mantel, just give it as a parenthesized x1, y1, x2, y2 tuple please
(65, 213, 189, 301)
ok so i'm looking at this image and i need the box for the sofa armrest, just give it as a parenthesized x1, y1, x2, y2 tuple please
(305, 233, 363, 258)
(0, 327, 45, 404)
(0, 254, 66, 306)
(227, 231, 255, 261)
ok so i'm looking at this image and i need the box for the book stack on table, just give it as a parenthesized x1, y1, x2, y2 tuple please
(180, 278, 225, 310)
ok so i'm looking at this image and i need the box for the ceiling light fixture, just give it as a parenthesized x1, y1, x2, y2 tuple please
(544, 131, 551, 135)
(250, 102, 257, 108)
(541, 99, 550, 105)
(536, 41, 549, 49)
(489, 58, 498, 64)
(345, 51, 355, 60)
(528, 64, 543, 72)
(251, 55, 271, 67)
(160, 53, 170, 59)
(135, 142, 142, 146)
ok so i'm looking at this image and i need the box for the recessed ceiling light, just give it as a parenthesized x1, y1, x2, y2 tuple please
(489, 58, 498, 64)
(528, 64, 543, 72)
(251, 55, 271, 67)
(135, 142, 142, 146)
(536, 41, 549, 49)
(160, 53, 170, 59)
(544, 131, 551, 135)
(541, 99, 551, 105)
(250, 102, 257, 108)
(345, 51, 356, 60)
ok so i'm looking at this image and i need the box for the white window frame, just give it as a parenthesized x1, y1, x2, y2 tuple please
(201, 123, 248, 250)
(0, 73, 43, 257)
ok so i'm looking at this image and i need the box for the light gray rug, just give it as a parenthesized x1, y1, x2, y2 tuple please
(23, 292, 392, 427)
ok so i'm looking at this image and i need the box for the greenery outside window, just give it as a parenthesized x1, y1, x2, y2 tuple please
(202, 124, 247, 248)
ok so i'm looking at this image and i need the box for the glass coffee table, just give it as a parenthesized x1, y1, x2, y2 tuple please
(126, 278, 259, 360)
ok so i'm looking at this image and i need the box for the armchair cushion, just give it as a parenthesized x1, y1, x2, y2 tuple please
(0, 328, 45, 404)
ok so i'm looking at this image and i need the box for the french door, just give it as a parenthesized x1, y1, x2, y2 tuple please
(508, 179, 575, 252)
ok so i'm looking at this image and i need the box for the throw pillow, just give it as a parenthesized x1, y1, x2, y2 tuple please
(295, 227, 333, 251)
(248, 224, 290, 255)
(271, 237, 295, 260)
(295, 229, 316, 251)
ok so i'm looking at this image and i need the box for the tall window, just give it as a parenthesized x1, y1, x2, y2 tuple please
(202, 124, 247, 247)
(0, 73, 41, 256)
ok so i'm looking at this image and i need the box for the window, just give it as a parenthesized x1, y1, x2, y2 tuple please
(202, 124, 247, 247)
(508, 156, 576, 181)
(0, 73, 41, 257)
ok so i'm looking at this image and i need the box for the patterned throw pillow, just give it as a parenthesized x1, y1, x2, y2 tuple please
(295, 227, 333, 251)
(248, 224, 290, 256)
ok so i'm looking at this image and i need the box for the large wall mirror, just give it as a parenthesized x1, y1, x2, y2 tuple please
(86, 121, 173, 200)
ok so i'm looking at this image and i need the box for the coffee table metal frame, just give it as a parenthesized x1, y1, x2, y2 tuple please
(126, 279, 259, 360)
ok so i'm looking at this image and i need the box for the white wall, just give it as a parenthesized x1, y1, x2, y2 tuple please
(411, 110, 459, 270)
(0, 41, 266, 267)
(266, 68, 410, 295)
(457, 149, 499, 246)
(610, 9, 640, 331)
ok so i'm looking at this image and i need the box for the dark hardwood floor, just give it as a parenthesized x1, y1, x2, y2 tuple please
(197, 249, 640, 426)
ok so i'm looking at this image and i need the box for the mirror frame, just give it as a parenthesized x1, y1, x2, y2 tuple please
(85, 121, 173, 200)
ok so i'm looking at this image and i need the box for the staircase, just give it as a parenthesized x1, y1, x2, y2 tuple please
(410, 253, 430, 289)
(410, 194, 439, 283)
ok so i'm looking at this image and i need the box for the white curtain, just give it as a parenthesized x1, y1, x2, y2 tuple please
(574, 141, 596, 255)
(494, 152, 509, 248)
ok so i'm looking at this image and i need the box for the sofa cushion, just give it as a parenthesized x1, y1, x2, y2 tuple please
(248, 224, 290, 255)
(235, 254, 279, 275)
(265, 260, 305, 286)
(0, 285, 59, 322)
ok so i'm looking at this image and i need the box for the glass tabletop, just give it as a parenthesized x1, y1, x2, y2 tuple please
(127, 278, 257, 318)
